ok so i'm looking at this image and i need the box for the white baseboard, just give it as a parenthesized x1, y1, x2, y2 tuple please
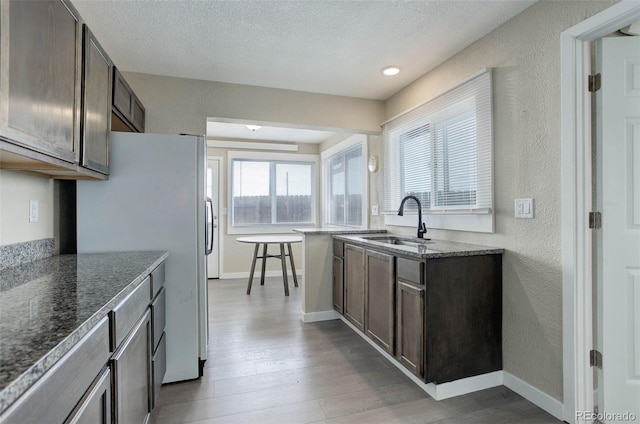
(428, 371, 503, 400)
(503, 371, 564, 421)
(338, 316, 501, 400)
(301, 310, 340, 323)
(220, 270, 302, 280)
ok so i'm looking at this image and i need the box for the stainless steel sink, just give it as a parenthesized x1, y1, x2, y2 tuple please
(359, 235, 433, 246)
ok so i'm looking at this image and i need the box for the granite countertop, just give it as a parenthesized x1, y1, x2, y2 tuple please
(293, 227, 388, 235)
(0, 250, 168, 414)
(333, 234, 504, 259)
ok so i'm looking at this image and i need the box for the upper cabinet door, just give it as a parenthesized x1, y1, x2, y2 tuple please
(112, 67, 145, 133)
(0, 0, 81, 163)
(81, 25, 112, 174)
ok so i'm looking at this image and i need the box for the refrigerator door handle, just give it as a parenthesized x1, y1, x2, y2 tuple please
(205, 198, 214, 255)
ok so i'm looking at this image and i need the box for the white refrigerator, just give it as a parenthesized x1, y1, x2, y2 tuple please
(76, 132, 212, 383)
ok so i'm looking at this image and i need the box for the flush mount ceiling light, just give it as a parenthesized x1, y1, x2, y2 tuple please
(246, 125, 262, 132)
(381, 66, 400, 76)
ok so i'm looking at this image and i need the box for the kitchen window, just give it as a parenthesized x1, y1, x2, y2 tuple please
(321, 134, 367, 227)
(229, 151, 318, 233)
(383, 69, 493, 233)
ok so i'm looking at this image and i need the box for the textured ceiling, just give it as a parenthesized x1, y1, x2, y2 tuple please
(71, 0, 535, 101)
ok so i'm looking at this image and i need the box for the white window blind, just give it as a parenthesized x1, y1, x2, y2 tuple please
(383, 70, 493, 215)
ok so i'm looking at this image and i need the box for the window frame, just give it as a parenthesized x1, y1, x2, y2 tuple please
(320, 134, 368, 229)
(382, 69, 494, 233)
(227, 151, 320, 234)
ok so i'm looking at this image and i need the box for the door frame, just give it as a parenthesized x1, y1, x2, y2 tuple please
(207, 156, 223, 277)
(561, 2, 640, 423)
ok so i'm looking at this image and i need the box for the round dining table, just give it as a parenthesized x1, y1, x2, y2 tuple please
(236, 235, 302, 296)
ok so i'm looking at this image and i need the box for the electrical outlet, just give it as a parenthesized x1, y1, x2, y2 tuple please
(29, 200, 39, 223)
(371, 205, 379, 216)
(514, 198, 534, 218)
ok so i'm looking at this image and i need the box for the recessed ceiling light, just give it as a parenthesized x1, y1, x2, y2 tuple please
(246, 125, 262, 132)
(382, 66, 400, 76)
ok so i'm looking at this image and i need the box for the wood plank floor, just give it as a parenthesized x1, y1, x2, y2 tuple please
(150, 277, 561, 424)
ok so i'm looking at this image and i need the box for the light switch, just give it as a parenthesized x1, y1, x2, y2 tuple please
(514, 198, 534, 218)
(371, 205, 379, 216)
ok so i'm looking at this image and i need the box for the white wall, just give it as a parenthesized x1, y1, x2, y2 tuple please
(380, 0, 617, 402)
(0, 170, 54, 246)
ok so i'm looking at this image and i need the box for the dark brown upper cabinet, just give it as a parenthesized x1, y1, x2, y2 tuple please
(0, 0, 82, 164)
(112, 68, 145, 133)
(0, 0, 113, 179)
(81, 25, 112, 175)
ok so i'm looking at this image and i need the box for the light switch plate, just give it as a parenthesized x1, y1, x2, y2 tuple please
(514, 198, 534, 218)
(371, 205, 379, 216)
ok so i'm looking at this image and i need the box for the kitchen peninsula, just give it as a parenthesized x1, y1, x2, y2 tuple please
(296, 228, 504, 400)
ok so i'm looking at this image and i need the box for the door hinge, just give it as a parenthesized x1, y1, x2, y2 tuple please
(589, 211, 602, 229)
(590, 349, 603, 369)
(588, 73, 601, 92)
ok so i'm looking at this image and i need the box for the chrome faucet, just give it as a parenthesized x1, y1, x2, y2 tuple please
(398, 195, 427, 239)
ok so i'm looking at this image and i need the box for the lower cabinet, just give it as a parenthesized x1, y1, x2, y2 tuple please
(112, 310, 152, 424)
(65, 367, 112, 424)
(0, 260, 166, 424)
(396, 258, 425, 379)
(396, 282, 425, 379)
(364, 250, 395, 355)
(336, 241, 502, 386)
(0, 318, 111, 424)
(344, 244, 365, 331)
(332, 240, 344, 314)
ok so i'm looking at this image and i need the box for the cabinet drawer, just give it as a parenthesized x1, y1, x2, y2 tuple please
(111, 277, 151, 350)
(396, 258, 425, 285)
(0, 317, 110, 424)
(64, 366, 111, 424)
(151, 286, 166, 351)
(151, 332, 166, 409)
(333, 240, 344, 258)
(150, 262, 165, 299)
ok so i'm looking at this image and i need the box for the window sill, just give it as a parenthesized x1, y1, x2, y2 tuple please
(228, 224, 317, 235)
(383, 212, 494, 233)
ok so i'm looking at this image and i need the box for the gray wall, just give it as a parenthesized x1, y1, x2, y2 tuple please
(121, 74, 383, 275)
(380, 0, 616, 401)
(121, 73, 384, 136)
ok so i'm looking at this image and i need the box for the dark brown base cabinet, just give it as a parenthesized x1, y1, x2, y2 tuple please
(365, 250, 395, 355)
(344, 244, 365, 332)
(396, 257, 426, 379)
(0, 261, 166, 424)
(332, 241, 344, 314)
(334, 242, 502, 386)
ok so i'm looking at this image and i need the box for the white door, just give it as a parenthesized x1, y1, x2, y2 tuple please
(598, 36, 640, 420)
(207, 159, 220, 278)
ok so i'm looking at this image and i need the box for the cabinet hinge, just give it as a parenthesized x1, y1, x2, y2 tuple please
(589, 212, 602, 229)
(590, 349, 603, 369)
(588, 73, 601, 92)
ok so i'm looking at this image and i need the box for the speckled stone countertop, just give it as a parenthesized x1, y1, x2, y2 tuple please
(0, 251, 168, 414)
(293, 227, 387, 235)
(333, 234, 504, 259)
